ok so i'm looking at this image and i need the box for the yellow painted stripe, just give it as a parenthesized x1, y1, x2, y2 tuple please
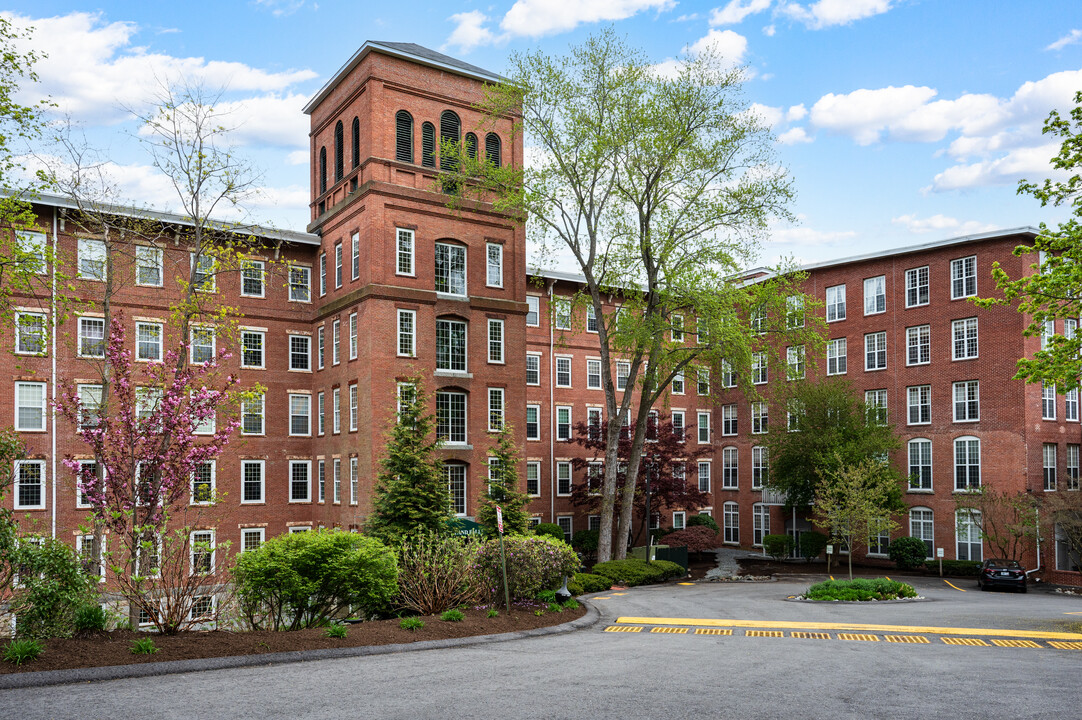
(613, 617, 1082, 641)
(695, 628, 732, 636)
(604, 625, 642, 632)
(1048, 641, 1082, 650)
(885, 635, 930, 644)
(943, 637, 989, 646)
(650, 627, 688, 634)
(791, 631, 831, 639)
(829, 575, 835, 581)
(747, 630, 784, 637)
(991, 639, 1042, 648)
(838, 633, 879, 642)
(678, 582, 695, 586)
(943, 580, 967, 592)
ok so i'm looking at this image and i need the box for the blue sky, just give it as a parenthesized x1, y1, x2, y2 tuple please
(6, 1, 1082, 269)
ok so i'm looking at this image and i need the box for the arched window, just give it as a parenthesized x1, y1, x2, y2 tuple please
(752, 503, 769, 547)
(351, 117, 360, 169)
(395, 111, 413, 163)
(954, 436, 980, 491)
(439, 111, 461, 171)
(956, 509, 982, 561)
(908, 438, 932, 490)
(464, 132, 478, 161)
(485, 133, 501, 167)
(909, 507, 934, 559)
(333, 121, 344, 182)
(318, 146, 327, 195)
(421, 122, 436, 167)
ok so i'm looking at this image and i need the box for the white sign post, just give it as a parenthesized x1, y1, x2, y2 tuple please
(936, 547, 944, 577)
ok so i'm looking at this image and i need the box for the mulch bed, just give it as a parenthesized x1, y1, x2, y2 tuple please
(0, 604, 586, 675)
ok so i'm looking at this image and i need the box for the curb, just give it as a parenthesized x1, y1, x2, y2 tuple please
(0, 601, 601, 690)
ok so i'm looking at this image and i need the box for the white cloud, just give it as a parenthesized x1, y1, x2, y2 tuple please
(809, 85, 937, 145)
(785, 104, 806, 121)
(926, 142, 1063, 192)
(762, 24, 776, 36)
(650, 29, 749, 78)
(286, 150, 309, 165)
(709, 0, 771, 26)
(749, 103, 782, 127)
(1047, 29, 1082, 51)
(780, 0, 891, 29)
(777, 126, 811, 144)
(890, 213, 998, 235)
(499, 0, 676, 38)
(443, 10, 498, 53)
(771, 226, 857, 246)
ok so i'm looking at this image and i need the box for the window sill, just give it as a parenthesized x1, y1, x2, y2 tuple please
(240, 366, 266, 371)
(435, 370, 472, 379)
(436, 292, 469, 301)
(443, 443, 473, 451)
(240, 501, 266, 506)
(907, 489, 934, 494)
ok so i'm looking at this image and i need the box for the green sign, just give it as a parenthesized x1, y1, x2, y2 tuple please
(450, 518, 484, 537)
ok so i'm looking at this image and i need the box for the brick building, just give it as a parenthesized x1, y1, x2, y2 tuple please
(3, 41, 1080, 586)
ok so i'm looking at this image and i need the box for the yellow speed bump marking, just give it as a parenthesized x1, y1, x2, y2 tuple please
(604, 625, 642, 632)
(1048, 641, 1082, 650)
(943, 637, 989, 646)
(678, 582, 696, 586)
(838, 633, 879, 642)
(943, 580, 967, 592)
(613, 617, 1082, 641)
(885, 635, 930, 644)
(611, 592, 627, 596)
(651, 627, 688, 634)
(695, 628, 732, 636)
(1064, 612, 1082, 615)
(992, 639, 1042, 648)
(593, 597, 611, 600)
(791, 632, 830, 639)
(747, 630, 784, 637)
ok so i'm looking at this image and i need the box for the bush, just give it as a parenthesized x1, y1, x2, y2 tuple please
(233, 529, 399, 630)
(440, 609, 464, 622)
(9, 537, 96, 639)
(130, 637, 158, 655)
(925, 559, 981, 576)
(563, 598, 580, 610)
(571, 529, 599, 552)
(324, 624, 348, 638)
(487, 609, 499, 618)
(73, 604, 108, 634)
(763, 534, 793, 561)
(805, 578, 918, 602)
(798, 531, 828, 560)
(660, 526, 719, 554)
(473, 535, 580, 603)
(399, 617, 424, 630)
(395, 531, 481, 615)
(590, 559, 684, 587)
(888, 537, 929, 570)
(533, 523, 565, 542)
(567, 572, 612, 596)
(686, 514, 721, 533)
(3, 638, 43, 666)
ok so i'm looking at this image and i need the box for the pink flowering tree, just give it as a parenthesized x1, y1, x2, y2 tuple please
(55, 315, 245, 632)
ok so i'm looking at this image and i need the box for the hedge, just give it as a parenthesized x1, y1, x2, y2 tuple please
(590, 558, 685, 587)
(805, 578, 918, 601)
(567, 572, 612, 596)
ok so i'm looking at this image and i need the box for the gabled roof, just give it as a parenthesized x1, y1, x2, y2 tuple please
(303, 41, 503, 116)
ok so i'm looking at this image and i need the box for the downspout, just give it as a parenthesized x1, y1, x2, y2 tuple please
(548, 279, 555, 523)
(50, 205, 59, 539)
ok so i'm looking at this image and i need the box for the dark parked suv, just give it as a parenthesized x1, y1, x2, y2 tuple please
(978, 559, 1027, 592)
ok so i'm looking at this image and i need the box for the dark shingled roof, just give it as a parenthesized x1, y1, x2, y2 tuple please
(370, 42, 503, 82)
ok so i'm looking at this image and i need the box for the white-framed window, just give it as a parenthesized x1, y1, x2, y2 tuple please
(77, 534, 107, 580)
(349, 313, 357, 360)
(910, 507, 934, 558)
(697, 411, 711, 444)
(191, 252, 215, 292)
(953, 380, 979, 422)
(723, 502, 739, 544)
(136, 245, 163, 287)
(241, 460, 264, 503)
(78, 238, 106, 281)
(556, 516, 573, 543)
(192, 389, 216, 435)
(864, 332, 887, 371)
(436, 391, 468, 444)
(289, 394, 311, 436)
(751, 402, 768, 434)
(1068, 444, 1080, 491)
(722, 447, 738, 489)
(951, 256, 977, 299)
(289, 460, 311, 502)
(350, 457, 358, 504)
(237, 390, 264, 434)
(526, 404, 540, 441)
(317, 459, 325, 502)
(349, 385, 358, 432)
(15, 381, 46, 432)
(397, 229, 415, 276)
(825, 284, 846, 322)
(435, 242, 466, 296)
(446, 463, 467, 516)
(289, 526, 312, 534)
(1044, 443, 1058, 491)
(396, 382, 416, 419)
(488, 388, 504, 431)
(671, 314, 684, 342)
(699, 367, 712, 395)
(786, 345, 805, 380)
(752, 446, 768, 489)
(332, 319, 341, 365)
(240, 259, 264, 297)
(190, 326, 215, 365)
(753, 504, 770, 547)
(787, 399, 804, 432)
(14, 311, 46, 356)
(397, 309, 416, 357)
(906, 325, 930, 366)
(1043, 382, 1057, 421)
(317, 327, 325, 370)
(587, 359, 602, 389)
(868, 521, 890, 556)
(556, 356, 572, 388)
(333, 387, 341, 434)
(526, 461, 541, 497)
(907, 385, 930, 425)
(333, 458, 342, 503)
(722, 404, 737, 436)
(863, 275, 886, 315)
(317, 391, 325, 435)
(672, 410, 685, 441)
(16, 230, 46, 274)
(673, 511, 686, 531)
(240, 330, 264, 369)
(77, 383, 102, 430)
(76, 459, 97, 507)
(191, 461, 215, 505)
(290, 265, 311, 302)
(672, 371, 685, 395)
(136, 387, 162, 424)
(1067, 388, 1079, 422)
(616, 361, 630, 391)
(526, 295, 540, 326)
(908, 438, 932, 490)
(672, 462, 686, 489)
(826, 338, 847, 375)
(865, 389, 888, 426)
(553, 298, 572, 330)
(14, 459, 45, 509)
(241, 528, 265, 552)
(289, 334, 311, 371)
(905, 266, 929, 307)
(750, 306, 766, 335)
(556, 406, 572, 442)
(752, 352, 768, 384)
(351, 232, 360, 281)
(695, 460, 710, 493)
(319, 253, 326, 296)
(718, 361, 733, 389)
(486, 243, 503, 287)
(556, 461, 572, 496)
(436, 319, 467, 372)
(786, 295, 805, 329)
(78, 316, 106, 358)
(526, 353, 541, 386)
(954, 436, 981, 491)
(956, 509, 982, 561)
(488, 319, 504, 363)
(952, 318, 978, 360)
(587, 407, 603, 441)
(136, 321, 163, 362)
(585, 303, 598, 333)
(190, 530, 215, 576)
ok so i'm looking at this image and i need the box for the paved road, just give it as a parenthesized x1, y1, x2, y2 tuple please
(4, 575, 1082, 719)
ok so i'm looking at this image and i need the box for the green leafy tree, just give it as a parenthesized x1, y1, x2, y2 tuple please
(765, 377, 902, 510)
(977, 90, 1082, 388)
(813, 457, 904, 581)
(8, 537, 96, 639)
(368, 379, 454, 543)
(445, 29, 808, 562)
(476, 423, 531, 537)
(0, 428, 27, 597)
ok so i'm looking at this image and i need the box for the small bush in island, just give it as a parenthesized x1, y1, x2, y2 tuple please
(399, 617, 425, 631)
(888, 537, 929, 570)
(440, 609, 465, 622)
(805, 578, 918, 602)
(130, 637, 158, 655)
(567, 572, 613, 596)
(395, 531, 481, 615)
(3, 639, 44, 666)
(473, 535, 580, 603)
(762, 534, 793, 561)
(324, 624, 348, 638)
(73, 604, 109, 634)
(590, 559, 685, 587)
(487, 609, 499, 618)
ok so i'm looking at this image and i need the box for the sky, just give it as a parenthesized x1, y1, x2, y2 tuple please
(5, 0, 1082, 270)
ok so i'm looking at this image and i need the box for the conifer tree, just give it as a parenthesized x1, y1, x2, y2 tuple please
(367, 379, 453, 543)
(476, 423, 531, 537)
